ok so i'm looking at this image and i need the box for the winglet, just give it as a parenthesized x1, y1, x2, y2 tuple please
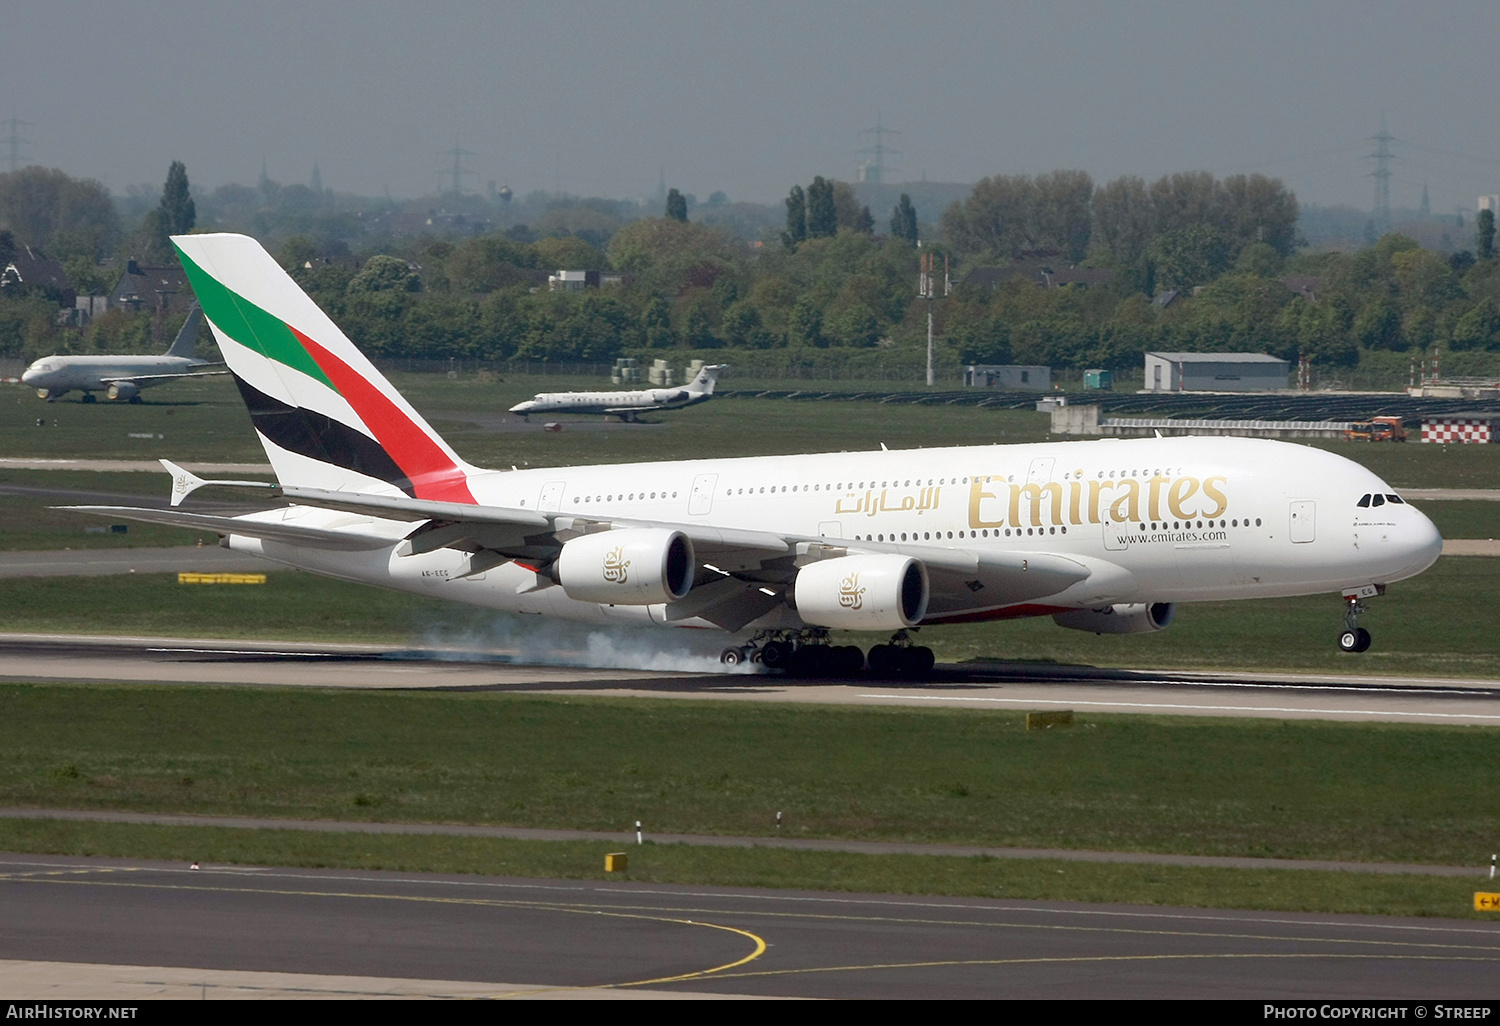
(160, 457, 277, 506)
(161, 459, 205, 507)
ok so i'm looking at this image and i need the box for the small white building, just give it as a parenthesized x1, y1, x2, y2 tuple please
(964, 364, 1051, 390)
(1144, 352, 1290, 393)
(547, 269, 624, 291)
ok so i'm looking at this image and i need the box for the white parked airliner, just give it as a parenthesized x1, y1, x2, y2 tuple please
(509, 363, 723, 421)
(21, 305, 224, 402)
(68, 234, 1443, 674)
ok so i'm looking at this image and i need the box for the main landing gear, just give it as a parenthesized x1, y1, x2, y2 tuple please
(721, 629, 936, 679)
(1338, 593, 1373, 653)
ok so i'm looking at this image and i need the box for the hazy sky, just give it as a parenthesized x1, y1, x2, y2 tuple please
(6, 1, 1499, 213)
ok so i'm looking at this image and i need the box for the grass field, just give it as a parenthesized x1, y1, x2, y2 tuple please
(3, 373, 1498, 916)
(2, 684, 1495, 868)
(7, 374, 1499, 487)
(0, 558, 1492, 677)
(0, 818, 1485, 920)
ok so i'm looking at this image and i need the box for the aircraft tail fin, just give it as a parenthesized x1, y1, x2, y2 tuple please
(170, 233, 479, 504)
(688, 363, 725, 395)
(163, 304, 203, 359)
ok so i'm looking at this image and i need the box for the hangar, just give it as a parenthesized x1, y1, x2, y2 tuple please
(1144, 352, 1290, 393)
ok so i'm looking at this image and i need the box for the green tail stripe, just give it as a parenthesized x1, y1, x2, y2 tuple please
(174, 244, 335, 390)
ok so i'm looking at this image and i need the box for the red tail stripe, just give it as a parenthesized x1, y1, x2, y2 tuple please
(290, 327, 476, 504)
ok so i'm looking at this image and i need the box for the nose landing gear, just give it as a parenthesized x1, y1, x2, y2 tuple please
(1337, 590, 1378, 653)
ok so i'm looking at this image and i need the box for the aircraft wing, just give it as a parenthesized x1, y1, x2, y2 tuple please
(84, 482, 1093, 625)
(59, 505, 398, 551)
(97, 369, 229, 385)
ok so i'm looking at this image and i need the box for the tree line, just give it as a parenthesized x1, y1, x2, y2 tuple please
(3, 163, 1499, 385)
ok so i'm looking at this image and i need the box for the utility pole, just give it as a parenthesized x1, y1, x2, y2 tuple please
(918, 249, 949, 387)
(437, 137, 477, 197)
(1366, 116, 1395, 235)
(3, 109, 35, 172)
(857, 115, 901, 185)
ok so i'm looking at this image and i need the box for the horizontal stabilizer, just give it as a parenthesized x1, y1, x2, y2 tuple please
(60, 505, 397, 551)
(281, 485, 549, 528)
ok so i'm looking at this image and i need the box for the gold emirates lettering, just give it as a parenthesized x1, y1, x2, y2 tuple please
(971, 474, 1229, 527)
(833, 473, 1230, 528)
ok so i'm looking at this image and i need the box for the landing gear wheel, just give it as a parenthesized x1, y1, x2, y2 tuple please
(81, 393, 97, 403)
(867, 644, 900, 676)
(1338, 628, 1371, 653)
(759, 640, 794, 670)
(833, 646, 866, 676)
(720, 646, 750, 666)
(790, 645, 832, 677)
(900, 646, 936, 676)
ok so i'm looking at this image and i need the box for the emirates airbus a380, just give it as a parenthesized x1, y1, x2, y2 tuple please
(69, 234, 1443, 675)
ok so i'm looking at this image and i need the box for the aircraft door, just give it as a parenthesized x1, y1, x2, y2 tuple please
(537, 481, 566, 512)
(1026, 457, 1055, 485)
(1289, 500, 1315, 543)
(688, 474, 717, 516)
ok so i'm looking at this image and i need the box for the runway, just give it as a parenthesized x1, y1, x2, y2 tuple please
(2, 632, 1499, 725)
(2, 854, 1496, 999)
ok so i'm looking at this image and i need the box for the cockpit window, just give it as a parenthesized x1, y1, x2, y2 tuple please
(1386, 494, 1404, 504)
(1371, 494, 1385, 507)
(1357, 494, 1371, 507)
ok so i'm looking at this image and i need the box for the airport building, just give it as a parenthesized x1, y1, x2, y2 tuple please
(964, 364, 1051, 390)
(1144, 352, 1290, 393)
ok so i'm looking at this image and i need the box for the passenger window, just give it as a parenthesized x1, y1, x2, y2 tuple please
(1357, 495, 1371, 507)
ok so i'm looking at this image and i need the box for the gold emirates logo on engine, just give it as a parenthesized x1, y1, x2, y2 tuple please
(602, 546, 631, 583)
(838, 572, 865, 609)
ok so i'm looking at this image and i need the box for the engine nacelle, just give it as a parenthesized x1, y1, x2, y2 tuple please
(106, 381, 140, 401)
(556, 528, 694, 606)
(793, 554, 929, 631)
(1053, 602, 1175, 635)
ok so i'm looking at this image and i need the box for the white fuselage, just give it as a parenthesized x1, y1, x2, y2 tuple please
(509, 387, 706, 418)
(226, 435, 1442, 633)
(21, 355, 209, 397)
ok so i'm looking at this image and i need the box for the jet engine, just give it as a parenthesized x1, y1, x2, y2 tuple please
(556, 528, 694, 605)
(793, 554, 928, 631)
(1052, 602, 1175, 635)
(106, 381, 140, 401)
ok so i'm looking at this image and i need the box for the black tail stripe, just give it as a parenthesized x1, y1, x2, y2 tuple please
(232, 374, 417, 496)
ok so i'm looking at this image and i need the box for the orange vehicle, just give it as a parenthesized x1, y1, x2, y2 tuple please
(1345, 416, 1407, 442)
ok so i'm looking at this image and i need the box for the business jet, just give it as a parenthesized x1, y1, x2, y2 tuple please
(66, 234, 1443, 675)
(21, 305, 224, 402)
(509, 364, 723, 421)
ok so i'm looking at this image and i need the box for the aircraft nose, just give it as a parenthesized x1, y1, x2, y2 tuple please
(1401, 506, 1444, 575)
(20, 365, 37, 384)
